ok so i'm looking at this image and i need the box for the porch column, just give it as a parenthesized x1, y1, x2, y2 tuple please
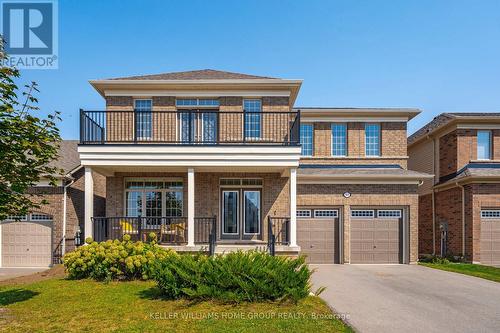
(289, 168, 297, 247)
(84, 167, 94, 240)
(187, 168, 195, 246)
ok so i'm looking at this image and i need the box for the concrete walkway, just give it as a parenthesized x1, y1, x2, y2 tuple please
(311, 264, 500, 333)
(0, 267, 49, 281)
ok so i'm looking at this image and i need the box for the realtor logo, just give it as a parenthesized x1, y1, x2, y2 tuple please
(1, 0, 58, 69)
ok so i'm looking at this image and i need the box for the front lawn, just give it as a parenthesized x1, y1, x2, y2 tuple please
(419, 262, 500, 283)
(0, 277, 352, 333)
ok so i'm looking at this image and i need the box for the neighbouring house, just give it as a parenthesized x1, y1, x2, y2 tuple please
(0, 69, 431, 267)
(0, 141, 106, 268)
(408, 113, 500, 266)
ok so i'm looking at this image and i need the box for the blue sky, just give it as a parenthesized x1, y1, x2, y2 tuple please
(12, 0, 500, 139)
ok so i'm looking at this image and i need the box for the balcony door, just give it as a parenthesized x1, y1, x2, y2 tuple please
(179, 111, 217, 143)
(221, 188, 261, 240)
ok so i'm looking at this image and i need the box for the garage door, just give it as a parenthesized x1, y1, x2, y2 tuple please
(480, 210, 500, 266)
(350, 209, 402, 264)
(297, 209, 339, 264)
(1, 218, 52, 267)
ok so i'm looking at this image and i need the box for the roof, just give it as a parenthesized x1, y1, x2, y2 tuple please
(294, 107, 421, 120)
(107, 69, 275, 81)
(408, 113, 500, 146)
(437, 162, 500, 185)
(49, 140, 80, 175)
(298, 164, 432, 182)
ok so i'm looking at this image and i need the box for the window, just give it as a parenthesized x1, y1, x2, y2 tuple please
(314, 210, 338, 218)
(365, 123, 380, 156)
(300, 124, 313, 156)
(5, 215, 27, 221)
(296, 210, 312, 218)
(124, 179, 183, 222)
(332, 124, 347, 156)
(176, 99, 219, 107)
(351, 210, 375, 218)
(244, 99, 262, 139)
(134, 99, 152, 139)
(244, 191, 260, 234)
(377, 210, 402, 218)
(481, 210, 500, 218)
(30, 213, 53, 221)
(220, 178, 263, 187)
(477, 131, 491, 160)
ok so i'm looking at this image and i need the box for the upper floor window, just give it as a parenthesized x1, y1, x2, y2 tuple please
(331, 123, 347, 156)
(176, 99, 220, 107)
(134, 99, 152, 139)
(300, 123, 313, 156)
(244, 99, 262, 139)
(365, 123, 380, 157)
(477, 130, 491, 160)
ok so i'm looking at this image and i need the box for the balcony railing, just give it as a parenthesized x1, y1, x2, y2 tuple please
(80, 110, 300, 145)
(92, 216, 216, 246)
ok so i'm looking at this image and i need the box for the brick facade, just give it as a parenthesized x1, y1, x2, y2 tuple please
(297, 184, 419, 263)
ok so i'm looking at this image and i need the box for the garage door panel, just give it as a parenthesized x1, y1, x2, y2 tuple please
(297, 215, 337, 264)
(2, 221, 52, 267)
(480, 215, 500, 266)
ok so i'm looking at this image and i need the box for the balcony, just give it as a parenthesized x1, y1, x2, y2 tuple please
(80, 110, 300, 146)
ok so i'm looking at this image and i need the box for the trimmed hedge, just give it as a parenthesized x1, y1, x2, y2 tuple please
(63, 234, 172, 281)
(153, 251, 312, 303)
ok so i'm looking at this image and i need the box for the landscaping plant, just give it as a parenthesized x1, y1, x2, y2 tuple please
(153, 251, 313, 303)
(63, 233, 172, 281)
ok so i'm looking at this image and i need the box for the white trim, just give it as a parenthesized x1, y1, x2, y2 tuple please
(477, 130, 492, 161)
(377, 210, 402, 218)
(296, 209, 312, 218)
(92, 79, 303, 85)
(301, 117, 409, 123)
(456, 124, 500, 130)
(297, 179, 424, 185)
(242, 190, 261, 236)
(314, 209, 339, 218)
(289, 168, 297, 247)
(221, 190, 239, 236)
(105, 90, 292, 97)
(480, 210, 500, 218)
(351, 210, 375, 218)
(187, 169, 195, 246)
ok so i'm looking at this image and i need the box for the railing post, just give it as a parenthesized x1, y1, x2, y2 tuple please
(137, 215, 142, 242)
(79, 109, 84, 144)
(133, 109, 137, 143)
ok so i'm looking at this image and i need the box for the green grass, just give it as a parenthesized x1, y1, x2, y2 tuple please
(419, 262, 500, 283)
(0, 278, 352, 333)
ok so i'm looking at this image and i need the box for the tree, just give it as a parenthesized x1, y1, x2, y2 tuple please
(0, 37, 62, 220)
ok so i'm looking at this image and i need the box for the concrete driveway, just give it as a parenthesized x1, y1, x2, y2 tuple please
(311, 264, 500, 333)
(0, 268, 48, 281)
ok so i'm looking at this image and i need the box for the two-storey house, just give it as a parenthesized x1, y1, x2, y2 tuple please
(0, 69, 430, 267)
(408, 113, 500, 266)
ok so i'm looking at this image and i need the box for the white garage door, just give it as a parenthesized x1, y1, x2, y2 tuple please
(350, 209, 402, 264)
(1, 217, 52, 267)
(480, 210, 500, 267)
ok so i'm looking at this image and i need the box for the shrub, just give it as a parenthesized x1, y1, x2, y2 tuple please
(419, 254, 451, 264)
(63, 235, 172, 281)
(152, 251, 312, 303)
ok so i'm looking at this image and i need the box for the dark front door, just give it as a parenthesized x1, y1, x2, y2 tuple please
(221, 189, 261, 240)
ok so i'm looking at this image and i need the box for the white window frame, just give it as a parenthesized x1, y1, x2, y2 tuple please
(351, 210, 375, 218)
(30, 213, 53, 221)
(477, 130, 492, 160)
(134, 99, 153, 140)
(296, 210, 312, 218)
(222, 190, 240, 235)
(123, 178, 184, 218)
(300, 123, 314, 156)
(314, 209, 339, 218)
(219, 178, 263, 188)
(5, 215, 28, 221)
(365, 123, 381, 157)
(243, 99, 262, 140)
(377, 210, 402, 218)
(243, 190, 261, 235)
(176, 98, 220, 108)
(331, 123, 347, 157)
(481, 210, 500, 218)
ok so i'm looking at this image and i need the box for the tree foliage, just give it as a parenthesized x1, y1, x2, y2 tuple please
(0, 37, 62, 220)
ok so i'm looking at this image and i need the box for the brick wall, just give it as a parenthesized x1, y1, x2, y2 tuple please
(434, 186, 463, 256)
(418, 193, 434, 255)
(297, 183, 419, 263)
(439, 131, 458, 179)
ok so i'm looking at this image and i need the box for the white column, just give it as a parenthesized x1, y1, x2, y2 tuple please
(289, 168, 297, 247)
(84, 167, 94, 240)
(187, 168, 195, 246)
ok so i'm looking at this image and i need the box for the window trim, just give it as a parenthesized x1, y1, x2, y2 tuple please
(176, 98, 220, 108)
(300, 123, 314, 156)
(134, 99, 153, 140)
(243, 190, 261, 235)
(221, 190, 240, 235)
(331, 123, 347, 157)
(243, 99, 262, 140)
(314, 209, 339, 218)
(481, 210, 500, 218)
(477, 130, 492, 161)
(365, 123, 381, 157)
(377, 210, 402, 218)
(351, 210, 375, 218)
(296, 210, 312, 218)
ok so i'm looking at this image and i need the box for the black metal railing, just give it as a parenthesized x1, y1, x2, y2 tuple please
(267, 216, 290, 255)
(80, 110, 300, 145)
(92, 216, 216, 247)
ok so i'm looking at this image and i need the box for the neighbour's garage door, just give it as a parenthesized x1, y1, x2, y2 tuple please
(297, 208, 339, 264)
(350, 209, 402, 264)
(1, 216, 52, 267)
(480, 210, 500, 266)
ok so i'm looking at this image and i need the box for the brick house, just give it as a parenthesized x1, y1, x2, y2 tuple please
(408, 113, 500, 265)
(0, 69, 430, 267)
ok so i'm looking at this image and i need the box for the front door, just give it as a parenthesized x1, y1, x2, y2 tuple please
(221, 189, 261, 240)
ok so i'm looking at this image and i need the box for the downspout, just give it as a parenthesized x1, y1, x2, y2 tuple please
(456, 181, 465, 258)
(62, 176, 75, 256)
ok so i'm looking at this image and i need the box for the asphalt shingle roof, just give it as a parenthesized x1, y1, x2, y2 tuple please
(108, 69, 275, 81)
